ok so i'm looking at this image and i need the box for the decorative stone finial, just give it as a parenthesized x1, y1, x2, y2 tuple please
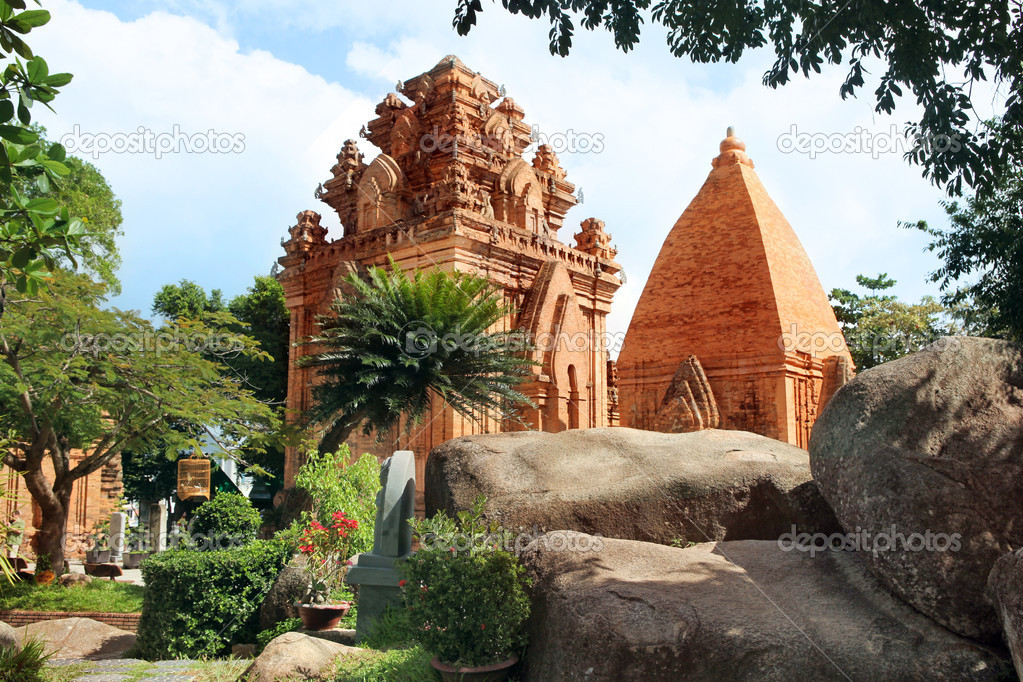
(713, 126, 754, 169)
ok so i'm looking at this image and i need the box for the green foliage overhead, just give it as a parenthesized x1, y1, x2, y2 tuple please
(301, 260, 534, 453)
(135, 538, 290, 659)
(0, 0, 83, 304)
(400, 497, 531, 668)
(293, 444, 380, 557)
(189, 492, 262, 550)
(452, 0, 1021, 196)
(907, 121, 1023, 342)
(15, 125, 122, 293)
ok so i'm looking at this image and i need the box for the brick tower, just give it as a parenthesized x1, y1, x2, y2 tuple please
(616, 129, 853, 448)
(277, 56, 622, 491)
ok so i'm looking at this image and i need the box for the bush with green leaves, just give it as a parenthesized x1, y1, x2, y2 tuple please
(294, 445, 380, 556)
(135, 538, 290, 659)
(399, 497, 531, 668)
(189, 492, 262, 550)
(0, 637, 50, 682)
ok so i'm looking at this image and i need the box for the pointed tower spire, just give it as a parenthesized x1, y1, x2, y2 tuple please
(618, 128, 852, 447)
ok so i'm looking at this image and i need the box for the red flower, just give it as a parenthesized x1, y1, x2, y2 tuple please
(398, 579, 407, 587)
(481, 624, 486, 630)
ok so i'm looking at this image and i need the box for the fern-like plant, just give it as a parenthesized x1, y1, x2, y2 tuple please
(300, 259, 534, 452)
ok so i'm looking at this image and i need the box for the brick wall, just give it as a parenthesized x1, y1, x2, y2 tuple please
(0, 610, 140, 631)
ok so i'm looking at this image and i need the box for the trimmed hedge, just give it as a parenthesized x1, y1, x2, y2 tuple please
(189, 492, 262, 549)
(135, 539, 290, 659)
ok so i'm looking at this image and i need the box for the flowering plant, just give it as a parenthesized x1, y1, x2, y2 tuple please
(297, 511, 359, 604)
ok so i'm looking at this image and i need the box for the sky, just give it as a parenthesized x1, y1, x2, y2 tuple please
(29, 0, 1003, 342)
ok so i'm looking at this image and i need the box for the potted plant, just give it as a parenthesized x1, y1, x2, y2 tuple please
(400, 496, 531, 682)
(122, 526, 152, 569)
(294, 511, 359, 630)
(84, 520, 111, 564)
(33, 553, 55, 585)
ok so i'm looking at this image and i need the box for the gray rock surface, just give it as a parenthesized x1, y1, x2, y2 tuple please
(243, 631, 363, 681)
(988, 548, 1023, 677)
(426, 427, 838, 545)
(259, 564, 306, 630)
(16, 617, 135, 660)
(0, 621, 18, 652)
(521, 534, 1013, 681)
(810, 336, 1023, 640)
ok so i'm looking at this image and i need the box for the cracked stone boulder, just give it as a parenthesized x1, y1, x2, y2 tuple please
(259, 563, 306, 630)
(988, 549, 1023, 677)
(15, 618, 135, 660)
(810, 336, 1023, 641)
(521, 533, 1013, 681)
(426, 428, 838, 546)
(244, 631, 364, 681)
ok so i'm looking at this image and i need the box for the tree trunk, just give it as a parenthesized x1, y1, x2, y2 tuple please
(23, 469, 70, 572)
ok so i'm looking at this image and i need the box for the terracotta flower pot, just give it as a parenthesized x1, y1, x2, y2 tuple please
(430, 654, 519, 682)
(295, 602, 351, 631)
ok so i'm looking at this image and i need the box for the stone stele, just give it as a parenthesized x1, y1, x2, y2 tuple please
(345, 450, 416, 641)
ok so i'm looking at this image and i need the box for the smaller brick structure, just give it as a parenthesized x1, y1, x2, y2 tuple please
(0, 610, 141, 631)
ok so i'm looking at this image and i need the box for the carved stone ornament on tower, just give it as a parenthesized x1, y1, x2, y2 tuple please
(276, 56, 623, 492)
(574, 217, 617, 260)
(532, 144, 567, 181)
(283, 210, 327, 256)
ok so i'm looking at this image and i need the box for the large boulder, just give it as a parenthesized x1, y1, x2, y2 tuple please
(259, 563, 307, 630)
(16, 617, 135, 659)
(0, 621, 18, 652)
(426, 428, 838, 546)
(988, 549, 1023, 677)
(810, 336, 1023, 641)
(243, 631, 363, 681)
(521, 533, 1013, 681)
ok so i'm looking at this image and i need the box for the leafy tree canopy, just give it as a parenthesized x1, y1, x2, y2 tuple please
(0, 271, 278, 569)
(830, 273, 956, 369)
(452, 0, 1022, 196)
(0, 0, 84, 307)
(907, 119, 1023, 342)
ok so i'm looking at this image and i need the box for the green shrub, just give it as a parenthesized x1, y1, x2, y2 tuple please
(400, 497, 531, 668)
(135, 538, 290, 659)
(189, 492, 262, 550)
(294, 445, 380, 556)
(0, 637, 50, 681)
(255, 617, 301, 653)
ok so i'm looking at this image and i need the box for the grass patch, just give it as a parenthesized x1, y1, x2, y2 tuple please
(0, 580, 144, 613)
(43, 659, 249, 682)
(327, 645, 439, 682)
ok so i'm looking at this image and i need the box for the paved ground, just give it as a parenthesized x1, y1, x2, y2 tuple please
(27, 560, 145, 585)
(48, 657, 243, 681)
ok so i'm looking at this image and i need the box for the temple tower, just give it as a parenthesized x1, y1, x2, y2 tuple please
(617, 129, 853, 447)
(278, 56, 622, 491)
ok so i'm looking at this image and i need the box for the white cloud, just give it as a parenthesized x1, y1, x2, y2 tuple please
(35, 0, 970, 337)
